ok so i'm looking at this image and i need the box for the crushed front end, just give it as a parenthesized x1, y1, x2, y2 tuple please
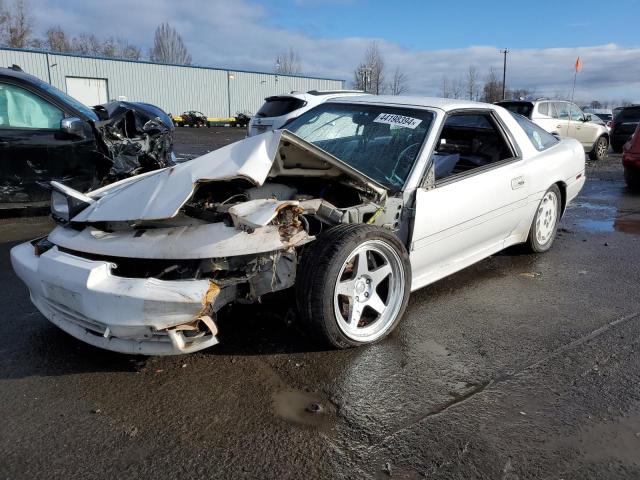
(11, 130, 404, 355)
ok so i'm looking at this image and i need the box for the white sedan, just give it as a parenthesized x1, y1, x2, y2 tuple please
(11, 97, 585, 355)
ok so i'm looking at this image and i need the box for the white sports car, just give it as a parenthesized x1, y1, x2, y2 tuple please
(11, 97, 586, 355)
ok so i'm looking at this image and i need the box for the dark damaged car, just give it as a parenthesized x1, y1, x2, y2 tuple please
(0, 66, 174, 203)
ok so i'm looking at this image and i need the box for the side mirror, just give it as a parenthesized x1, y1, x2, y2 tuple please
(60, 117, 90, 140)
(583, 114, 592, 122)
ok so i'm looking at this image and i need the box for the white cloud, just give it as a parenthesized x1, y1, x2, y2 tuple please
(29, 0, 640, 101)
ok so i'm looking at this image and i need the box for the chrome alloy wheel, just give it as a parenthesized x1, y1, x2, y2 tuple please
(535, 190, 558, 245)
(333, 240, 405, 342)
(596, 137, 608, 159)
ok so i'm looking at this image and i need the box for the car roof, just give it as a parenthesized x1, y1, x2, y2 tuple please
(326, 95, 499, 112)
(0, 65, 39, 82)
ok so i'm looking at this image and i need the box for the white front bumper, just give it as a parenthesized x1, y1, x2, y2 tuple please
(10, 242, 219, 355)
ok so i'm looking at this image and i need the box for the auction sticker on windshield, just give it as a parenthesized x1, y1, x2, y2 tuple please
(374, 113, 422, 129)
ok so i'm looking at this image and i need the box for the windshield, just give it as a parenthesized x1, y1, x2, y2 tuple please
(33, 76, 99, 121)
(285, 103, 434, 190)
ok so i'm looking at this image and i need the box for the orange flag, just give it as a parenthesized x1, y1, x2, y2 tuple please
(575, 57, 583, 72)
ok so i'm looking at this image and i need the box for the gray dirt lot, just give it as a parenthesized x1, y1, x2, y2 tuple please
(1, 127, 639, 479)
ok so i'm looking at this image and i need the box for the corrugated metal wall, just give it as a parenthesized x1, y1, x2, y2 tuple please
(0, 48, 344, 117)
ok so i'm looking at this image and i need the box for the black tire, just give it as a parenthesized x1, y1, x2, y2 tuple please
(589, 136, 608, 161)
(526, 184, 562, 253)
(624, 166, 640, 193)
(296, 224, 411, 349)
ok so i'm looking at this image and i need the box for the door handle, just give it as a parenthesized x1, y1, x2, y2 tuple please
(511, 176, 525, 190)
(556, 125, 562, 129)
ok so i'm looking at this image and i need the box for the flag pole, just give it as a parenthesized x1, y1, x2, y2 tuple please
(570, 69, 577, 104)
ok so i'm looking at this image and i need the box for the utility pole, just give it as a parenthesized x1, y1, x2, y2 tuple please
(500, 49, 509, 100)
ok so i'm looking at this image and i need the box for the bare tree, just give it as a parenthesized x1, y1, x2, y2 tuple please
(388, 67, 408, 95)
(353, 41, 385, 94)
(441, 75, 450, 98)
(150, 22, 192, 65)
(0, 0, 33, 48)
(507, 87, 534, 100)
(450, 77, 462, 99)
(71, 33, 103, 56)
(45, 25, 71, 52)
(466, 65, 478, 100)
(275, 47, 301, 75)
(480, 68, 503, 103)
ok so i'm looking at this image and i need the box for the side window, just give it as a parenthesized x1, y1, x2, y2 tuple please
(0, 83, 63, 129)
(569, 104, 583, 121)
(509, 112, 559, 151)
(554, 102, 569, 120)
(431, 112, 514, 181)
(538, 102, 549, 116)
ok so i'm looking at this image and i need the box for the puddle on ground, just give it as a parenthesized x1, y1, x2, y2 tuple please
(572, 201, 617, 213)
(575, 214, 640, 236)
(272, 389, 335, 429)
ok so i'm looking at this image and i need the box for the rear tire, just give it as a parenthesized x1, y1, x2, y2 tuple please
(526, 184, 561, 253)
(296, 224, 411, 349)
(589, 136, 608, 161)
(624, 167, 640, 193)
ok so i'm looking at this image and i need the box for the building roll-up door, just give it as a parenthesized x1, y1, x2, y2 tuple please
(65, 77, 108, 107)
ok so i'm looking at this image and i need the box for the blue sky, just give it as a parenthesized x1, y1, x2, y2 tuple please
(259, 0, 639, 50)
(30, 0, 640, 102)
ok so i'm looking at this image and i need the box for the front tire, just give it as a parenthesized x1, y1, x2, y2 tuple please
(589, 136, 608, 161)
(296, 225, 411, 349)
(526, 184, 561, 253)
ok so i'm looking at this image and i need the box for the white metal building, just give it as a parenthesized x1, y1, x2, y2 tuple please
(0, 47, 345, 117)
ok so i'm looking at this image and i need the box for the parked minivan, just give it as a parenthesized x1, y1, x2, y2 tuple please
(497, 100, 609, 160)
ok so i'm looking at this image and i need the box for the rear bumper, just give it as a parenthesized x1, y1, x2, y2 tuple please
(10, 242, 219, 355)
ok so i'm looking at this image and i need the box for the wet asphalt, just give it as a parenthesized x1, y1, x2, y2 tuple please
(1, 128, 639, 479)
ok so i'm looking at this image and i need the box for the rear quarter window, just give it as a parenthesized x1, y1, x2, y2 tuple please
(509, 112, 559, 151)
(537, 102, 549, 116)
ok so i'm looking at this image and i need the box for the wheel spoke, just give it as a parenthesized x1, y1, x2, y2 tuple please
(369, 263, 392, 287)
(348, 301, 364, 325)
(335, 279, 356, 297)
(366, 292, 386, 315)
(355, 251, 369, 277)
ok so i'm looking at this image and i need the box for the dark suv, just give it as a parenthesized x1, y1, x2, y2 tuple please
(0, 66, 173, 204)
(611, 105, 640, 153)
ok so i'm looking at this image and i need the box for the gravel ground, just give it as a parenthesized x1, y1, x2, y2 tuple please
(1, 129, 639, 479)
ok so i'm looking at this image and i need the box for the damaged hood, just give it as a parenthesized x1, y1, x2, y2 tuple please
(71, 130, 385, 223)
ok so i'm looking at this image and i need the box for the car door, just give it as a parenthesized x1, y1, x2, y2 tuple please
(552, 102, 570, 137)
(0, 81, 97, 203)
(567, 103, 596, 149)
(409, 110, 528, 289)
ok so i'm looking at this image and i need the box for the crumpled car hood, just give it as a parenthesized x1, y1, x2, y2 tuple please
(72, 130, 385, 223)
